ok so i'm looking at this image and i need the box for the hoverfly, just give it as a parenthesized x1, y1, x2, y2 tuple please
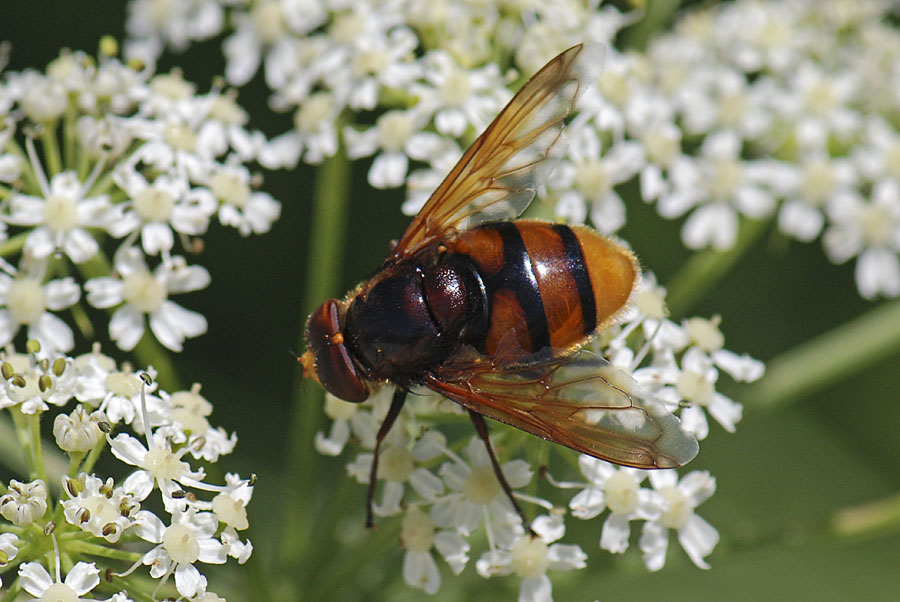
(300, 43, 698, 531)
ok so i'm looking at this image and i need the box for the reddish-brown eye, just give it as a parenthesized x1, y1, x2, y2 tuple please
(305, 299, 369, 403)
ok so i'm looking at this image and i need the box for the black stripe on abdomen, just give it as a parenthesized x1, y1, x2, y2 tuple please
(553, 223, 597, 335)
(487, 222, 551, 353)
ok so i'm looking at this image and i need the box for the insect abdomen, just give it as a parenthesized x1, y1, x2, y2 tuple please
(446, 220, 637, 359)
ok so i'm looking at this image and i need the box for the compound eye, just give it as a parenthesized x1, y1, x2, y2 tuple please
(305, 299, 369, 403)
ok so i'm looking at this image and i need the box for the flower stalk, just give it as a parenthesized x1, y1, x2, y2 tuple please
(747, 297, 900, 411)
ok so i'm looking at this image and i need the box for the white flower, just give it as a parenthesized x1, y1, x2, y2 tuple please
(109, 169, 215, 256)
(348, 427, 444, 518)
(18, 560, 101, 601)
(53, 405, 107, 452)
(641, 470, 719, 570)
(0, 348, 76, 414)
(551, 127, 644, 234)
(61, 473, 144, 542)
(331, 26, 420, 112)
(0, 479, 48, 526)
(769, 151, 858, 242)
(412, 50, 508, 137)
(7, 170, 112, 264)
(823, 180, 900, 299)
(568, 457, 662, 554)
(96, 367, 167, 432)
(658, 131, 775, 250)
(774, 60, 862, 150)
(260, 91, 341, 168)
(0, 532, 20, 567)
(475, 514, 586, 602)
(125, 0, 225, 67)
(399, 506, 470, 595)
(0, 263, 80, 353)
(431, 436, 534, 543)
(206, 164, 281, 236)
(109, 430, 208, 503)
(343, 108, 442, 189)
(134, 506, 227, 598)
(314, 393, 361, 456)
(85, 247, 210, 352)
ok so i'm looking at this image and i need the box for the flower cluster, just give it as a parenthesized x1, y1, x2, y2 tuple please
(0, 44, 281, 354)
(546, 0, 900, 299)
(0, 341, 253, 600)
(314, 276, 762, 599)
(125, 0, 900, 301)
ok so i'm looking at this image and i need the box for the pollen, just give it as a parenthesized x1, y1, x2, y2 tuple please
(330, 332, 344, 345)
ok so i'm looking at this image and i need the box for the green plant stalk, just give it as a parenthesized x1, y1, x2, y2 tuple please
(746, 296, 900, 410)
(665, 217, 769, 317)
(281, 148, 352, 572)
(0, 232, 28, 258)
(832, 491, 900, 538)
(0, 414, 27, 475)
(27, 413, 45, 485)
(40, 123, 62, 179)
(5, 138, 41, 195)
(64, 539, 143, 562)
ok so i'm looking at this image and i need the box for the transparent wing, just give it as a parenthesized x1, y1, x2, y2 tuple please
(391, 43, 606, 261)
(427, 348, 698, 469)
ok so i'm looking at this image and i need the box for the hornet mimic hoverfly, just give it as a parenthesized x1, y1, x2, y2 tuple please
(299, 43, 699, 531)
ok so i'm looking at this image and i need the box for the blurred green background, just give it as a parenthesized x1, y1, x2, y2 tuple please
(2, 2, 899, 600)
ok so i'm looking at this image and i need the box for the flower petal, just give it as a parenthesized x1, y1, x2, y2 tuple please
(64, 561, 100, 595)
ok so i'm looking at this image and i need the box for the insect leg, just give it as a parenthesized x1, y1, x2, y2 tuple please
(467, 410, 536, 536)
(366, 387, 408, 529)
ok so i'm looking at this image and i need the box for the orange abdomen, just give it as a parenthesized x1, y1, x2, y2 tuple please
(445, 220, 637, 359)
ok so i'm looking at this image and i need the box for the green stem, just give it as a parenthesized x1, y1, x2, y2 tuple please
(79, 432, 108, 476)
(665, 217, 769, 317)
(28, 413, 46, 485)
(0, 232, 28, 258)
(63, 102, 77, 172)
(9, 408, 35, 477)
(280, 148, 352, 571)
(67, 451, 85, 478)
(832, 491, 900, 538)
(4, 138, 41, 194)
(64, 539, 143, 562)
(0, 414, 27, 474)
(746, 297, 900, 410)
(40, 123, 62, 178)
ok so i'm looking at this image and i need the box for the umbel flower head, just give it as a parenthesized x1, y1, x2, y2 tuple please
(0, 42, 281, 353)
(125, 0, 900, 301)
(0, 341, 254, 600)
